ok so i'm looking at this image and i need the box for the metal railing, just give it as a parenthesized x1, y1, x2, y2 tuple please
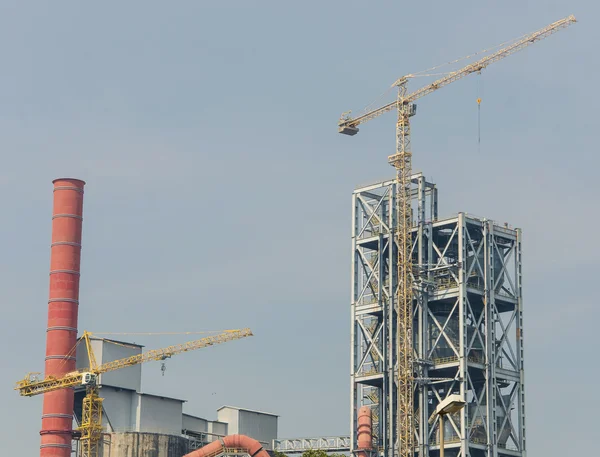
(196, 447, 251, 457)
(470, 437, 487, 446)
(432, 354, 485, 365)
(498, 442, 520, 452)
(433, 275, 516, 300)
(357, 368, 382, 378)
(429, 434, 461, 446)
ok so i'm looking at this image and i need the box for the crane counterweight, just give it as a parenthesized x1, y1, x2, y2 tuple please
(339, 124, 359, 136)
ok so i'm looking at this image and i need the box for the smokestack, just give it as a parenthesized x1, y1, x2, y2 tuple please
(40, 178, 85, 457)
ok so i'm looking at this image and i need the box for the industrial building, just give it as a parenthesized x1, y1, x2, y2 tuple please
(74, 334, 278, 456)
(350, 174, 524, 457)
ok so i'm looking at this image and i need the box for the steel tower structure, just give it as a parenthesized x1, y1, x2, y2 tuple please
(342, 16, 574, 457)
(351, 174, 525, 457)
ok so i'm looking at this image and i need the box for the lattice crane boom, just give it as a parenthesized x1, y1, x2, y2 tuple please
(16, 327, 252, 457)
(16, 328, 253, 397)
(338, 14, 576, 134)
(338, 14, 576, 457)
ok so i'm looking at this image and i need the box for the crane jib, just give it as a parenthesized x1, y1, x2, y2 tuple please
(15, 328, 253, 397)
(338, 14, 576, 135)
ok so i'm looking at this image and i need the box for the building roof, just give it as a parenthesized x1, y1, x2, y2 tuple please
(182, 413, 228, 425)
(217, 405, 279, 417)
(139, 392, 187, 403)
(182, 413, 208, 421)
(98, 385, 137, 393)
(90, 336, 144, 348)
(93, 385, 187, 403)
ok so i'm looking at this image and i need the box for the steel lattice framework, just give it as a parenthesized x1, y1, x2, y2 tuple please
(351, 175, 525, 457)
(274, 436, 352, 454)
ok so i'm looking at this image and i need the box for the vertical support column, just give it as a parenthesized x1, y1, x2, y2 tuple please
(483, 222, 492, 457)
(417, 177, 425, 247)
(388, 182, 398, 457)
(457, 214, 468, 456)
(431, 186, 438, 222)
(378, 232, 387, 454)
(439, 415, 445, 457)
(351, 193, 359, 455)
(416, 176, 427, 457)
(381, 189, 393, 457)
(516, 229, 526, 457)
(485, 222, 498, 457)
(422, 221, 431, 457)
(41, 178, 85, 457)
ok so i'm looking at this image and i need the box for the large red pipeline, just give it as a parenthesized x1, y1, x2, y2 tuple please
(184, 434, 270, 457)
(40, 178, 85, 457)
(357, 406, 373, 457)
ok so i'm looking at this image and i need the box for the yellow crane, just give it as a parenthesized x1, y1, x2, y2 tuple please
(338, 15, 576, 457)
(16, 328, 253, 457)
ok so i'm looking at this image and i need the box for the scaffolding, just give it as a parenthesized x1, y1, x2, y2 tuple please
(350, 174, 525, 457)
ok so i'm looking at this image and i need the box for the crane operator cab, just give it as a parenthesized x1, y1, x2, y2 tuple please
(81, 373, 98, 386)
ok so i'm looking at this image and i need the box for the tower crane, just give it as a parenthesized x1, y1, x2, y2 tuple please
(338, 15, 576, 457)
(16, 328, 253, 457)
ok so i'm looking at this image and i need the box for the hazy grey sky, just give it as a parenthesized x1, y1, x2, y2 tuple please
(1, 1, 596, 456)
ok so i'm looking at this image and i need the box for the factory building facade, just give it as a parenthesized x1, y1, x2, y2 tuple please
(75, 337, 278, 456)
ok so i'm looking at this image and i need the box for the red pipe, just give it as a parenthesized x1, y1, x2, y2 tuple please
(357, 406, 373, 457)
(40, 178, 85, 457)
(184, 434, 270, 457)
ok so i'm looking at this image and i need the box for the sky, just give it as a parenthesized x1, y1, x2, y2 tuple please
(0, 1, 596, 456)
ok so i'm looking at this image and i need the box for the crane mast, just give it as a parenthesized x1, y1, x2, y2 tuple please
(389, 82, 415, 457)
(339, 14, 576, 457)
